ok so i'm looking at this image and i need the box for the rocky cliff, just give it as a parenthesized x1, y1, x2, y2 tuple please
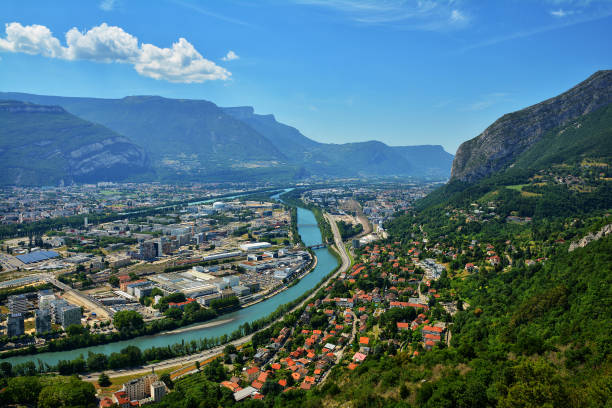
(451, 70, 612, 182)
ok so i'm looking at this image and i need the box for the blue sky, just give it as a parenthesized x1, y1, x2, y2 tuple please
(0, 0, 611, 153)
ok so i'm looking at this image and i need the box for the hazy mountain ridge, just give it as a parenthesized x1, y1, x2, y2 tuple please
(0, 100, 149, 185)
(0, 93, 287, 169)
(451, 70, 612, 182)
(0, 92, 454, 183)
(222, 105, 453, 178)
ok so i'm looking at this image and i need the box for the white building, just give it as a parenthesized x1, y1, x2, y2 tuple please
(240, 242, 271, 252)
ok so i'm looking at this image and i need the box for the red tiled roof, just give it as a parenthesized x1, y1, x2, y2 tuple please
(246, 366, 260, 375)
(422, 325, 444, 333)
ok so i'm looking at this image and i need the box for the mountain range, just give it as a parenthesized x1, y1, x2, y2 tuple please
(0, 92, 454, 185)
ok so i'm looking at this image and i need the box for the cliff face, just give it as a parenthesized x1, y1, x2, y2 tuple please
(0, 100, 149, 185)
(451, 70, 612, 182)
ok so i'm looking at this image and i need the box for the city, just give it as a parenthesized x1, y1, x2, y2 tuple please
(0, 1, 611, 407)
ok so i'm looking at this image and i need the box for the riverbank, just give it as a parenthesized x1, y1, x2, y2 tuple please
(86, 210, 350, 381)
(3, 205, 340, 371)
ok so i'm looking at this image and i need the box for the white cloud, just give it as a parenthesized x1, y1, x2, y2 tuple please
(99, 0, 117, 11)
(221, 50, 239, 61)
(550, 8, 574, 17)
(450, 9, 466, 23)
(0, 23, 64, 58)
(136, 39, 230, 83)
(292, 0, 470, 30)
(0, 22, 231, 83)
(64, 24, 140, 62)
(463, 92, 509, 111)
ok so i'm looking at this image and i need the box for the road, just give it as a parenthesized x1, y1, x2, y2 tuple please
(87, 217, 352, 381)
(346, 199, 373, 238)
(42, 274, 112, 320)
(324, 213, 351, 274)
(320, 309, 356, 385)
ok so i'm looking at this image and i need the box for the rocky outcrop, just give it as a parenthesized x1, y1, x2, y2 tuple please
(451, 70, 612, 182)
(569, 224, 612, 252)
(67, 136, 148, 180)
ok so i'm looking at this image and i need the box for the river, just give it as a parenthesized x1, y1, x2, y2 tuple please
(5, 205, 338, 367)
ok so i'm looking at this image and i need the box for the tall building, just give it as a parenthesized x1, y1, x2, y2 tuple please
(123, 374, 158, 401)
(8, 294, 29, 314)
(59, 305, 82, 328)
(139, 240, 158, 260)
(50, 299, 70, 323)
(7, 313, 24, 337)
(150, 381, 166, 402)
(35, 309, 52, 334)
(38, 289, 55, 309)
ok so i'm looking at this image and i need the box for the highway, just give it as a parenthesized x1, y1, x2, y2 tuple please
(324, 213, 351, 275)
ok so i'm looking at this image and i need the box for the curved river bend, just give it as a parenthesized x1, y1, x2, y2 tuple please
(5, 207, 337, 367)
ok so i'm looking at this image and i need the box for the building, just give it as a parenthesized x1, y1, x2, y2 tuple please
(223, 275, 240, 287)
(59, 305, 82, 328)
(50, 299, 70, 323)
(240, 242, 271, 252)
(7, 313, 24, 337)
(139, 240, 156, 260)
(150, 381, 167, 402)
(231, 285, 250, 296)
(123, 374, 158, 402)
(8, 294, 29, 314)
(133, 285, 155, 299)
(38, 289, 55, 309)
(35, 308, 52, 334)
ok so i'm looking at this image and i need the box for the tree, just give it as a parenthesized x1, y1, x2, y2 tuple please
(160, 373, 174, 389)
(164, 307, 183, 320)
(38, 376, 97, 408)
(4, 376, 42, 406)
(224, 344, 238, 356)
(108, 275, 119, 287)
(499, 359, 569, 408)
(113, 310, 144, 332)
(195, 361, 200, 371)
(98, 372, 111, 387)
(66, 324, 87, 337)
(87, 352, 108, 372)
